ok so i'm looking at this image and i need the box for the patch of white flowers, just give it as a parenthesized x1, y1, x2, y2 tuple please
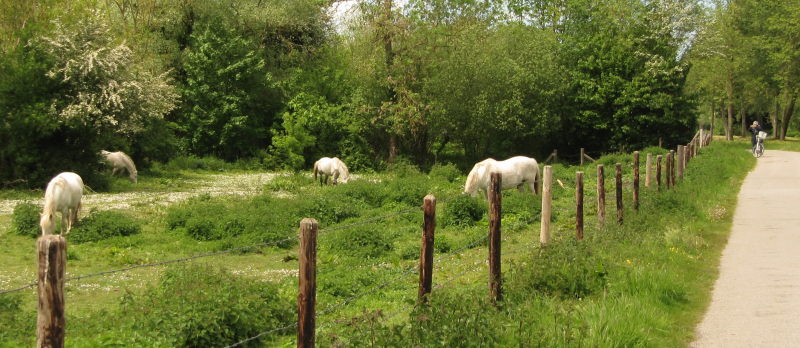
(38, 17, 178, 134)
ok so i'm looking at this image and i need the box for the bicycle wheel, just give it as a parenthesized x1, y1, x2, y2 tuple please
(756, 143, 764, 158)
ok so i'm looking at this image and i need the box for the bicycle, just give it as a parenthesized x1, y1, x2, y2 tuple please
(752, 131, 767, 158)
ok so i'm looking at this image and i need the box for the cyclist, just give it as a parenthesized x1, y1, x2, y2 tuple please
(749, 121, 762, 150)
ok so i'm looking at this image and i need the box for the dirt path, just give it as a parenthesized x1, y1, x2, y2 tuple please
(0, 172, 280, 218)
(692, 150, 800, 347)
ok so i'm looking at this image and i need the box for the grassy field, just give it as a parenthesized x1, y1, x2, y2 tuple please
(0, 141, 756, 347)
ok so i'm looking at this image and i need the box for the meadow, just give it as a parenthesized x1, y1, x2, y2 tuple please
(0, 141, 757, 347)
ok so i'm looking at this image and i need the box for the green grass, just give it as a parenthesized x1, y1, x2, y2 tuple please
(0, 141, 757, 347)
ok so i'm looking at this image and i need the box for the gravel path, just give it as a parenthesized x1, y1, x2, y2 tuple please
(692, 150, 800, 347)
(0, 172, 279, 218)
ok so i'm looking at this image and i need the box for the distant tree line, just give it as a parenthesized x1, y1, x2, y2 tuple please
(3, 0, 788, 188)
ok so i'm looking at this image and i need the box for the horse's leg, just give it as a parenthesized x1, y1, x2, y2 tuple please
(61, 212, 68, 235)
(517, 184, 524, 193)
(112, 167, 119, 176)
(528, 181, 537, 195)
(333, 172, 339, 185)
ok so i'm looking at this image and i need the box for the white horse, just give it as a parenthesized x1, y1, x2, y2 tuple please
(464, 156, 539, 199)
(100, 150, 138, 183)
(313, 157, 350, 185)
(40, 172, 84, 235)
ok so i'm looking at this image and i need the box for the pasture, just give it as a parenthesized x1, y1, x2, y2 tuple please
(1, 141, 755, 347)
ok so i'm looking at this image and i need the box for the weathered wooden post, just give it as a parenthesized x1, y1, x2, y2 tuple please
(37, 235, 66, 348)
(540, 166, 553, 245)
(576, 171, 584, 240)
(418, 195, 436, 303)
(633, 151, 640, 210)
(580, 148, 585, 166)
(666, 152, 672, 189)
(488, 172, 502, 304)
(645, 153, 652, 188)
(615, 163, 623, 224)
(656, 155, 663, 192)
(677, 145, 684, 179)
(670, 150, 676, 186)
(597, 165, 605, 224)
(298, 218, 318, 348)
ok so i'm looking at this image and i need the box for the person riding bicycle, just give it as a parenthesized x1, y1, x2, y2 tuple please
(749, 121, 763, 149)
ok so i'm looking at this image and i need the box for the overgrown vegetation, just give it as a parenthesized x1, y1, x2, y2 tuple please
(11, 202, 40, 238)
(70, 210, 142, 244)
(0, 142, 755, 347)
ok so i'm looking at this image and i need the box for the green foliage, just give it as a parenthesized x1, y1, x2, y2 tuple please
(118, 264, 293, 347)
(442, 194, 485, 226)
(508, 240, 609, 299)
(323, 225, 395, 259)
(264, 174, 313, 192)
(180, 22, 277, 160)
(11, 202, 40, 238)
(428, 163, 462, 183)
(71, 211, 142, 243)
(0, 294, 32, 345)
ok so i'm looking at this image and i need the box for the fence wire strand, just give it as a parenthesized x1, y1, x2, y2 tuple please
(1, 194, 463, 296)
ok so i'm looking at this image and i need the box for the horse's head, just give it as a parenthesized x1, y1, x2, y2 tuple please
(40, 212, 55, 235)
(130, 171, 138, 184)
(464, 163, 484, 196)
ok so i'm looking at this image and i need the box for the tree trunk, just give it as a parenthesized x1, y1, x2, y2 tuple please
(780, 93, 797, 140)
(725, 74, 734, 141)
(773, 97, 781, 139)
(388, 133, 398, 164)
(740, 102, 747, 138)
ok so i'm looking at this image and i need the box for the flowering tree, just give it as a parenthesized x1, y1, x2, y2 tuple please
(38, 18, 178, 134)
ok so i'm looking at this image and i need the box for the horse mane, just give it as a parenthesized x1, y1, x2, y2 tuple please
(334, 157, 350, 180)
(117, 152, 137, 175)
(42, 177, 66, 216)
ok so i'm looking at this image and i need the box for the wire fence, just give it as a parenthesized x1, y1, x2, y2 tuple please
(1, 194, 464, 296)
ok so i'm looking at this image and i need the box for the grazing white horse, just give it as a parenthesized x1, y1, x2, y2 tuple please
(40, 172, 84, 235)
(313, 157, 350, 185)
(100, 150, 138, 183)
(464, 156, 539, 199)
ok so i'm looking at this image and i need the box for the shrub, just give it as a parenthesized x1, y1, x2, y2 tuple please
(385, 175, 431, 207)
(429, 163, 462, 183)
(265, 174, 312, 192)
(70, 210, 142, 243)
(508, 239, 608, 299)
(299, 195, 360, 225)
(12, 202, 40, 238)
(336, 180, 388, 207)
(323, 225, 395, 259)
(442, 194, 485, 226)
(120, 264, 293, 347)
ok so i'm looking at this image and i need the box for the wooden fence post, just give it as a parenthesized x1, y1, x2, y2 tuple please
(576, 172, 584, 240)
(677, 145, 684, 179)
(37, 235, 66, 348)
(418, 195, 436, 303)
(554, 149, 558, 164)
(670, 150, 676, 186)
(656, 155, 662, 192)
(666, 152, 672, 189)
(298, 218, 318, 348)
(488, 172, 502, 304)
(597, 165, 605, 224)
(615, 163, 623, 224)
(633, 151, 640, 210)
(645, 153, 652, 188)
(540, 166, 553, 245)
(580, 148, 585, 166)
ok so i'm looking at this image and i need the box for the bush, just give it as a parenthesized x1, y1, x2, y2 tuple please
(336, 180, 388, 207)
(12, 202, 40, 238)
(70, 210, 142, 243)
(508, 239, 608, 299)
(429, 163, 462, 183)
(385, 175, 431, 207)
(441, 195, 485, 226)
(119, 264, 293, 347)
(265, 174, 312, 192)
(323, 225, 395, 259)
(163, 156, 229, 171)
(300, 195, 360, 225)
